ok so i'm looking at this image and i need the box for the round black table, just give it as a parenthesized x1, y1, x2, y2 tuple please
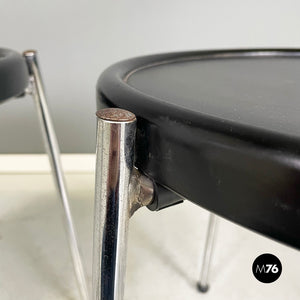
(0, 48, 28, 101)
(97, 49, 300, 250)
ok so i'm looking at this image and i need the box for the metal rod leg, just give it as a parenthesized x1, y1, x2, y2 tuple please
(92, 108, 136, 300)
(23, 50, 89, 300)
(197, 213, 218, 293)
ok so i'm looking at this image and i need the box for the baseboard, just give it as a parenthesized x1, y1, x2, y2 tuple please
(0, 154, 95, 173)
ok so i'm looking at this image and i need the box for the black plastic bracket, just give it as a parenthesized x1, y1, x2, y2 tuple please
(147, 182, 184, 211)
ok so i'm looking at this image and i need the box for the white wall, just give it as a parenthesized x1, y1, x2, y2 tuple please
(1, 0, 300, 153)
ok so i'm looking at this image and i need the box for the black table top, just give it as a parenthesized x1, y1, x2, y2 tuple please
(97, 49, 300, 249)
(0, 48, 28, 101)
(127, 56, 300, 139)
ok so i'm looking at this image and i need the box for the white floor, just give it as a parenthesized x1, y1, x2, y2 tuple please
(0, 173, 299, 300)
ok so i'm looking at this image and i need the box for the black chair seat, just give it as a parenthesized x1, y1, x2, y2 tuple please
(97, 49, 300, 249)
(0, 48, 28, 101)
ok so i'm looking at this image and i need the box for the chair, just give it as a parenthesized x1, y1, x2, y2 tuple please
(93, 49, 300, 300)
(0, 48, 89, 300)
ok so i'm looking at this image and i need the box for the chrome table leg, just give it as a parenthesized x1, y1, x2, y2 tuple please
(197, 213, 218, 293)
(93, 108, 154, 300)
(23, 51, 89, 300)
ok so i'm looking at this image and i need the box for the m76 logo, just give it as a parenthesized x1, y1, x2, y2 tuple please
(252, 254, 282, 283)
(255, 264, 279, 274)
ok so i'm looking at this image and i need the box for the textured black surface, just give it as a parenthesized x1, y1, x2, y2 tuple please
(0, 48, 28, 101)
(97, 49, 300, 249)
(128, 57, 300, 138)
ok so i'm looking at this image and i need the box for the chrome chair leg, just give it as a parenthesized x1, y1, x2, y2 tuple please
(23, 51, 89, 300)
(92, 108, 154, 300)
(92, 109, 136, 300)
(197, 213, 218, 293)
